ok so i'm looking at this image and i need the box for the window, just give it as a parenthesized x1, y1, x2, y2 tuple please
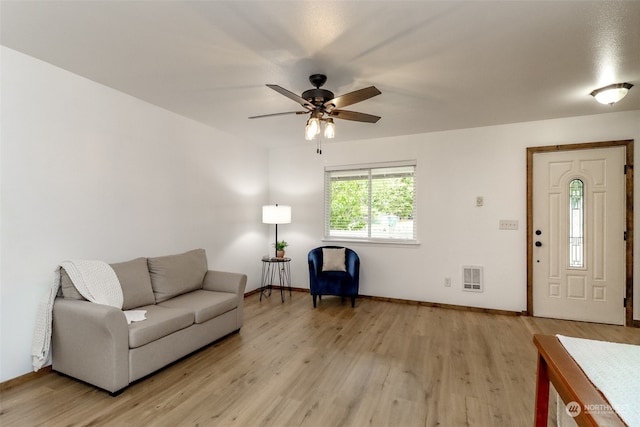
(324, 161, 417, 242)
(569, 179, 584, 268)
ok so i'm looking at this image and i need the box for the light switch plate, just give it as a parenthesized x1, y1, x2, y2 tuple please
(499, 220, 518, 230)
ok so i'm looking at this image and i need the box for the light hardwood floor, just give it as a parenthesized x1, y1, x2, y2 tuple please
(2, 292, 639, 427)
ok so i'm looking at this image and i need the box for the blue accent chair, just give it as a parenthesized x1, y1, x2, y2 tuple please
(308, 246, 360, 308)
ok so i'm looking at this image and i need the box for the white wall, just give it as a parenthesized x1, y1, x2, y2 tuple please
(0, 47, 269, 382)
(269, 111, 640, 318)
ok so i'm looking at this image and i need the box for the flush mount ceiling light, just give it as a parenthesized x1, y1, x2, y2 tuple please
(590, 83, 633, 105)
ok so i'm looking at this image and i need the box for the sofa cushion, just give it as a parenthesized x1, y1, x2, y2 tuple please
(128, 305, 194, 349)
(147, 249, 208, 303)
(158, 289, 237, 324)
(60, 268, 87, 301)
(111, 257, 155, 310)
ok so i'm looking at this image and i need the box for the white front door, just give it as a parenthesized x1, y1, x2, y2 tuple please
(532, 146, 626, 325)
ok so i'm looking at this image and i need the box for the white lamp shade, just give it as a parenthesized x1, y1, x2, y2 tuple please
(262, 205, 291, 224)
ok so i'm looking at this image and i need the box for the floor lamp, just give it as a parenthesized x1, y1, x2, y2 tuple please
(262, 204, 291, 257)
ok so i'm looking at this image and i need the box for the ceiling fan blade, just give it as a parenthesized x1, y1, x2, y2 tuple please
(324, 86, 381, 109)
(329, 109, 381, 123)
(266, 84, 315, 110)
(248, 111, 308, 119)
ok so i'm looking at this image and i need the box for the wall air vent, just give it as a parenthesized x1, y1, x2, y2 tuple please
(462, 266, 483, 292)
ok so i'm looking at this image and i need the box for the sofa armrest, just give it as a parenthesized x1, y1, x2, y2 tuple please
(202, 270, 247, 295)
(51, 298, 129, 393)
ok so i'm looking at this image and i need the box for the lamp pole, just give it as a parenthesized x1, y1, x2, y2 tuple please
(274, 222, 279, 258)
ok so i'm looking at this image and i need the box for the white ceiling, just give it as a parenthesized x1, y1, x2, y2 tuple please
(2, 1, 639, 147)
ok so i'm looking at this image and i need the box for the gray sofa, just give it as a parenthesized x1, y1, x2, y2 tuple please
(51, 249, 247, 393)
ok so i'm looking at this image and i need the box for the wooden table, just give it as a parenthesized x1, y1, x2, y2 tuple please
(533, 334, 626, 427)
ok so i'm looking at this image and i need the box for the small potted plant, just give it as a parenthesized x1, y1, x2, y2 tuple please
(275, 240, 288, 258)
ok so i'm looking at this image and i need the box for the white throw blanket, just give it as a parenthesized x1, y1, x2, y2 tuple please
(557, 334, 640, 427)
(32, 260, 133, 371)
(61, 260, 146, 324)
(31, 269, 64, 371)
(61, 260, 123, 308)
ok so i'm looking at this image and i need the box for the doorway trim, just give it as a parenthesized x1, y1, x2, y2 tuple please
(526, 140, 635, 326)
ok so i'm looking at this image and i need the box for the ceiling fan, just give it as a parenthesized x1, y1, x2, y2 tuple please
(249, 74, 381, 142)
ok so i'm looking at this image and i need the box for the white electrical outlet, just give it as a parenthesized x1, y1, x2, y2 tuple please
(444, 277, 451, 287)
(499, 220, 519, 230)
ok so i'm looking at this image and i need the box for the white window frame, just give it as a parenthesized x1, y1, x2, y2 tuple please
(324, 160, 418, 244)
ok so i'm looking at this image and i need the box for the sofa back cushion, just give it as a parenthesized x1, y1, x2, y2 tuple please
(147, 249, 208, 303)
(60, 268, 86, 301)
(111, 257, 156, 310)
(60, 258, 156, 310)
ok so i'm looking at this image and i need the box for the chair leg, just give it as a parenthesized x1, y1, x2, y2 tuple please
(312, 294, 317, 308)
(351, 296, 356, 307)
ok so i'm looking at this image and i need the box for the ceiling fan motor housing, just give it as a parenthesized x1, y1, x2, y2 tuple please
(301, 88, 335, 107)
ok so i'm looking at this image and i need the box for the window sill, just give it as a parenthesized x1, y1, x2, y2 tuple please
(322, 237, 420, 246)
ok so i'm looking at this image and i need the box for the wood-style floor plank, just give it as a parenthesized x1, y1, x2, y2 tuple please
(1, 292, 638, 426)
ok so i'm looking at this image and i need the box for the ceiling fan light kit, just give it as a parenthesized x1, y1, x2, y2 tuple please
(304, 118, 319, 140)
(590, 82, 633, 105)
(250, 74, 381, 150)
(305, 110, 323, 140)
(324, 118, 335, 139)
